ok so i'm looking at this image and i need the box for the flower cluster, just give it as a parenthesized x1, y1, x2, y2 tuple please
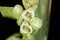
(13, 0, 43, 40)
(15, 7, 43, 34)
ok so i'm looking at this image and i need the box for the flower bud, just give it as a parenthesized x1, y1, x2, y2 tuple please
(29, 0, 39, 5)
(29, 17, 43, 30)
(16, 17, 23, 26)
(6, 33, 22, 40)
(13, 4, 23, 19)
(22, 0, 39, 10)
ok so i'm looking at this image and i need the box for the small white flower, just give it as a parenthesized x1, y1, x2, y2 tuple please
(20, 21, 33, 34)
(21, 8, 35, 21)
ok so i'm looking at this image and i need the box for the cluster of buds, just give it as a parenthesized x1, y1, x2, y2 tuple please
(15, 7, 43, 35)
(13, 0, 43, 40)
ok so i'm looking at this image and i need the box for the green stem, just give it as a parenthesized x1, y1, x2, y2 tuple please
(34, 0, 50, 40)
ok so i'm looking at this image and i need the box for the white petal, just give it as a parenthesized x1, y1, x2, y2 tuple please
(20, 21, 33, 34)
(21, 8, 35, 21)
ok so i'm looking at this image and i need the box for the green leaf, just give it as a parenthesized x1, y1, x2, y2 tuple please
(34, 0, 49, 40)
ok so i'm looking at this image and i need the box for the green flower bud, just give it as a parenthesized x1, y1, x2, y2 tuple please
(7, 37, 21, 40)
(13, 4, 23, 19)
(22, 0, 30, 9)
(22, 0, 39, 10)
(6, 33, 22, 40)
(16, 17, 23, 26)
(20, 21, 33, 34)
(29, 17, 43, 35)
(21, 8, 35, 21)
(22, 33, 34, 40)
(29, 17, 43, 30)
(28, 0, 39, 5)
